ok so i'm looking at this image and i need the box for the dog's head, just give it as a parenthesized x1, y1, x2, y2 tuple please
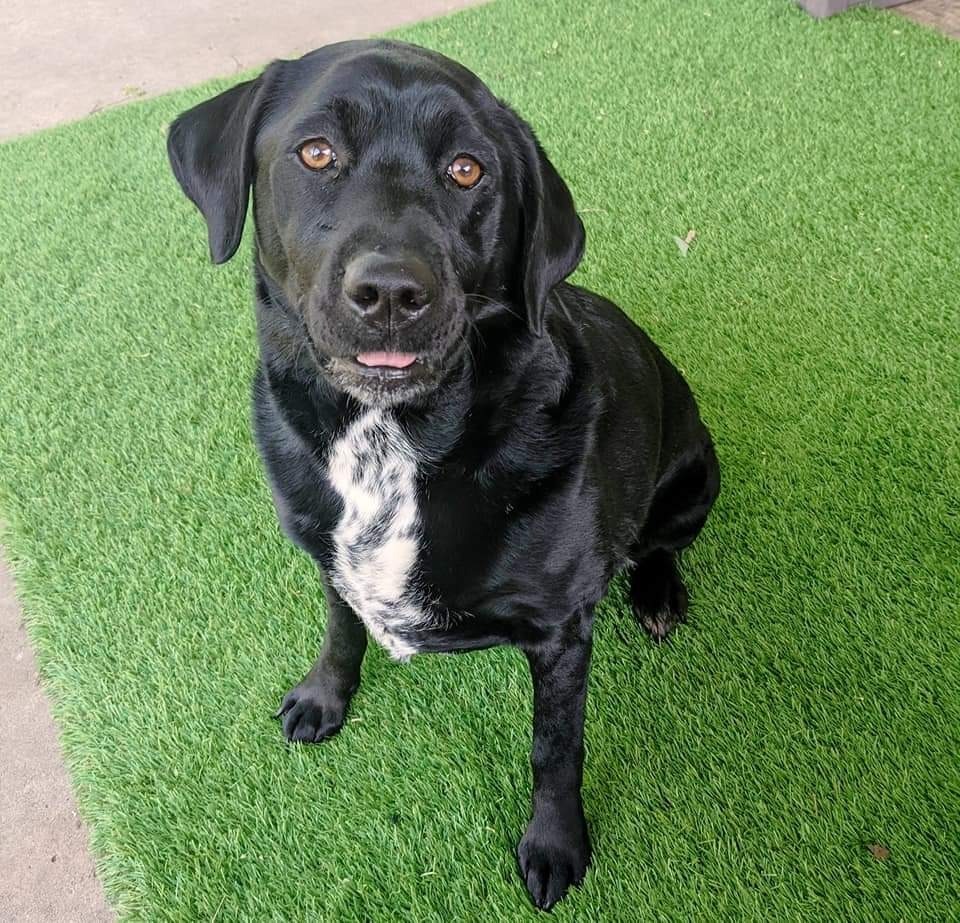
(168, 40, 584, 406)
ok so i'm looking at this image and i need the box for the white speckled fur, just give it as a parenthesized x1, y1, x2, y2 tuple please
(326, 409, 428, 660)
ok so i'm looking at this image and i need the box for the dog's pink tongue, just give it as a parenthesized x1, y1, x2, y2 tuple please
(356, 351, 417, 369)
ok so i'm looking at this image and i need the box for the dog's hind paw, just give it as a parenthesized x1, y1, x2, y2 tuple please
(629, 549, 689, 644)
(639, 606, 685, 643)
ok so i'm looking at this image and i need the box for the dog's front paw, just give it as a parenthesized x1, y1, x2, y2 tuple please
(517, 810, 591, 911)
(273, 682, 351, 743)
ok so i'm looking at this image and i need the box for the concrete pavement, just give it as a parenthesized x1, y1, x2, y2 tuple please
(0, 0, 481, 142)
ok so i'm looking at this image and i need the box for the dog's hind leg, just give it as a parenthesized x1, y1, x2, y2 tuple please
(628, 550, 688, 643)
(629, 436, 720, 642)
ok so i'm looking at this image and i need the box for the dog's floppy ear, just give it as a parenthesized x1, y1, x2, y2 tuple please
(167, 68, 277, 264)
(508, 109, 585, 336)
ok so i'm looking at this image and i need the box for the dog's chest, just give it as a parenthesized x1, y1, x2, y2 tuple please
(325, 410, 428, 660)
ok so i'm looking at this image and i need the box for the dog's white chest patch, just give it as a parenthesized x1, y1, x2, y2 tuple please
(325, 409, 427, 660)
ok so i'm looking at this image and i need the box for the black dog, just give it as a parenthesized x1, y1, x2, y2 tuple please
(168, 39, 719, 911)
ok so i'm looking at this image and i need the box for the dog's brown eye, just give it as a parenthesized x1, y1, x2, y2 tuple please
(298, 138, 336, 171)
(447, 155, 483, 189)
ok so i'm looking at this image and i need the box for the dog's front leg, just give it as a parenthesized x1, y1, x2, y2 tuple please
(517, 609, 593, 910)
(275, 577, 367, 743)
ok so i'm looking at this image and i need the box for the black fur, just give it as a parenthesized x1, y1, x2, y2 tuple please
(168, 39, 720, 911)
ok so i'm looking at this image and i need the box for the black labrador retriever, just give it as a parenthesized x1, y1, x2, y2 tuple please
(167, 39, 720, 911)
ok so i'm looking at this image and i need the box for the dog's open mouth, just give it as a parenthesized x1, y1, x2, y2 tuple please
(323, 332, 467, 405)
(327, 355, 435, 402)
(347, 352, 425, 382)
(356, 351, 418, 372)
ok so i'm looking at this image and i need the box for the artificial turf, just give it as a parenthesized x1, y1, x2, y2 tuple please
(1, 0, 958, 919)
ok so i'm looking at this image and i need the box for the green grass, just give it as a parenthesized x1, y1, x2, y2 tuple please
(1, 0, 958, 919)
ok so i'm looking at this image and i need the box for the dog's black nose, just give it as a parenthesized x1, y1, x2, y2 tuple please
(343, 252, 436, 326)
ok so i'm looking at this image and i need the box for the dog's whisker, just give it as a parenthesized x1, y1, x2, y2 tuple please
(471, 295, 526, 326)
